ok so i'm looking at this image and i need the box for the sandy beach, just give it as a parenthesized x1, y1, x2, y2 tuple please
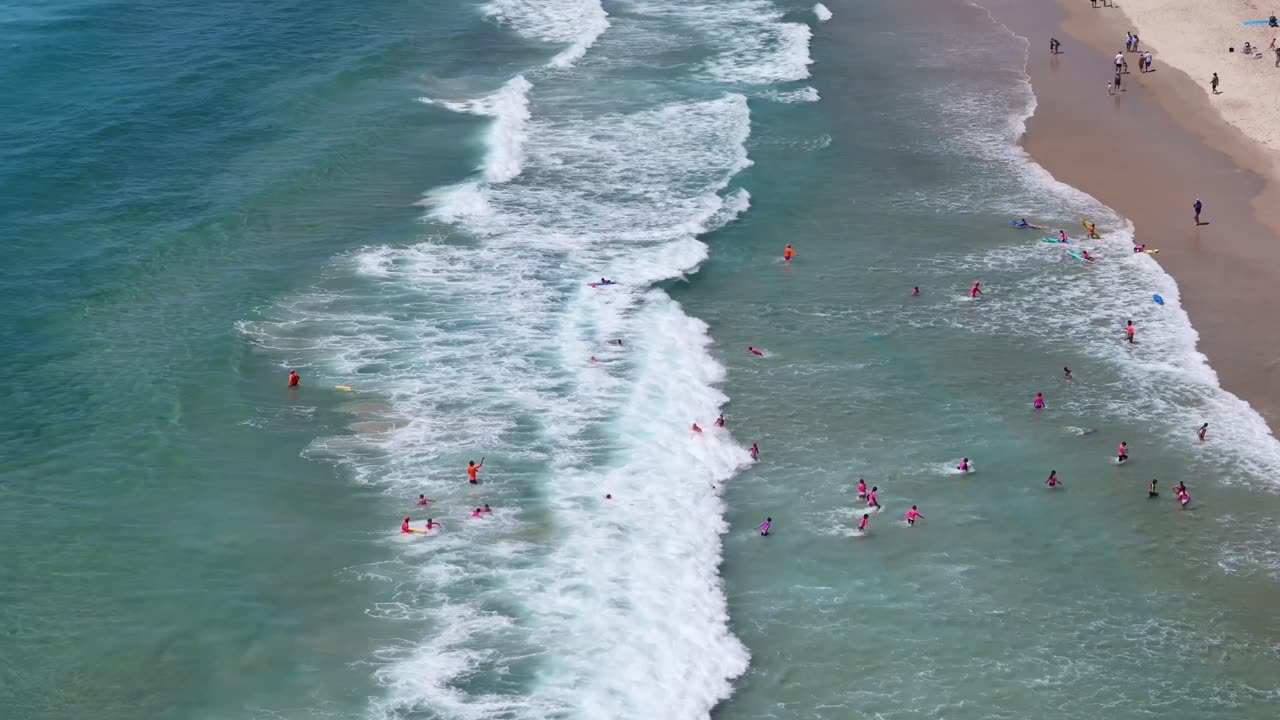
(1112, 0, 1280, 152)
(987, 0, 1280, 430)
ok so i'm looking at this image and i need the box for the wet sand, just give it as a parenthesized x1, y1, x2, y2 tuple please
(987, 0, 1280, 430)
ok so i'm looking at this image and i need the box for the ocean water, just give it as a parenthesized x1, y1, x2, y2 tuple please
(5, 0, 1280, 719)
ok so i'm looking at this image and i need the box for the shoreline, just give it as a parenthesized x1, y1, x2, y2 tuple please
(991, 0, 1280, 432)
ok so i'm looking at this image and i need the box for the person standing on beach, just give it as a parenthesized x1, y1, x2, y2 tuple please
(1132, 34, 1139, 52)
(1210, 72, 1220, 94)
(1194, 198, 1203, 225)
(1138, 53, 1146, 72)
(1125, 33, 1132, 52)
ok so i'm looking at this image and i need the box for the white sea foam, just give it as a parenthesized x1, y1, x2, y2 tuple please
(483, 0, 610, 67)
(813, 3, 833, 22)
(419, 75, 532, 184)
(760, 86, 820, 103)
(243, 94, 756, 719)
(635, 0, 813, 84)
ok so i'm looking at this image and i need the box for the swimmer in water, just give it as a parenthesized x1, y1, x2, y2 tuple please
(958, 457, 971, 472)
(1058, 230, 1068, 243)
(859, 514, 869, 533)
(401, 516, 412, 533)
(759, 517, 772, 536)
(1125, 320, 1135, 344)
(715, 414, 725, 428)
(1133, 244, 1145, 253)
(1033, 392, 1045, 409)
(425, 518, 440, 531)
(605, 493, 612, 500)
(288, 369, 300, 387)
(467, 458, 485, 484)
(418, 494, 433, 506)
(482, 504, 492, 513)
(1045, 470, 1060, 488)
(867, 486, 881, 509)
(1197, 423, 1208, 442)
(857, 478, 868, 499)
(471, 508, 483, 518)
(614, 339, 624, 346)
(968, 281, 982, 298)
(1081, 250, 1094, 261)
(783, 244, 796, 262)
(749, 442, 759, 460)
(1178, 488, 1191, 508)
(1148, 479, 1159, 498)
(904, 505, 925, 525)
(912, 286, 920, 296)
(1117, 442, 1129, 463)
(1087, 221, 1098, 238)
(1064, 366, 1072, 382)
(748, 346, 764, 356)
(691, 422, 703, 433)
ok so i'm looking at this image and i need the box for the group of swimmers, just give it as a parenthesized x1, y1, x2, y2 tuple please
(755, 235, 1207, 537)
(400, 458, 498, 533)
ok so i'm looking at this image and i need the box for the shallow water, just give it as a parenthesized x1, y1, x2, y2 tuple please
(4, 0, 1280, 718)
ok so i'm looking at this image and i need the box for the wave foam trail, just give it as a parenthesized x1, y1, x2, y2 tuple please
(483, 0, 610, 67)
(419, 75, 532, 184)
(814, 3, 833, 22)
(246, 93, 756, 719)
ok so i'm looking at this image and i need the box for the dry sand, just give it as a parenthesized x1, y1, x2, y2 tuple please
(1111, 0, 1280, 152)
(986, 0, 1280, 430)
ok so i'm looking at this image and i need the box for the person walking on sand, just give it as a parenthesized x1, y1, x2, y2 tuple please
(1132, 34, 1139, 52)
(1115, 51, 1124, 73)
(1125, 33, 1132, 52)
(1210, 72, 1219, 94)
(1114, 70, 1123, 92)
(1107, 80, 1114, 96)
(1194, 198, 1203, 225)
(1144, 51, 1153, 72)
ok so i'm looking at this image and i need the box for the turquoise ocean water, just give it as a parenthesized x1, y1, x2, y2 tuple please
(5, 0, 1280, 718)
